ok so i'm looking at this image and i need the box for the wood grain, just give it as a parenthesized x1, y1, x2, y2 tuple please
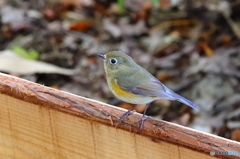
(0, 73, 239, 159)
(0, 94, 216, 159)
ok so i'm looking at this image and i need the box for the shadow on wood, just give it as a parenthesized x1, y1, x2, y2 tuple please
(0, 73, 239, 159)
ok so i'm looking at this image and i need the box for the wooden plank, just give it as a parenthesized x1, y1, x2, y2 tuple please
(0, 73, 239, 159)
(0, 94, 215, 159)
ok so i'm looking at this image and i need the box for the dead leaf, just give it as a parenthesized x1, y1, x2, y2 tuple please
(118, 103, 134, 110)
(231, 129, 240, 142)
(198, 42, 214, 57)
(69, 21, 93, 31)
(0, 50, 77, 75)
(135, 104, 148, 113)
(156, 72, 173, 82)
(1, 6, 25, 29)
(43, 8, 56, 20)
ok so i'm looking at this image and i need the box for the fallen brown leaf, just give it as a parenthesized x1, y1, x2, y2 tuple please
(231, 129, 240, 142)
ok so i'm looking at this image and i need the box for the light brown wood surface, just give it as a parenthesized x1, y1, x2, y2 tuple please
(0, 94, 215, 159)
(0, 73, 239, 159)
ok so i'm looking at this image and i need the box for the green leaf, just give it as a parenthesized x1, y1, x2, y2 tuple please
(117, 0, 124, 13)
(151, 0, 159, 7)
(12, 46, 39, 60)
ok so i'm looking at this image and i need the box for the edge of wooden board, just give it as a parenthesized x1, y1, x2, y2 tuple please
(0, 73, 239, 158)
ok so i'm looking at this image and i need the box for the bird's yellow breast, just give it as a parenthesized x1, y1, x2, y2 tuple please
(108, 78, 157, 104)
(111, 79, 136, 97)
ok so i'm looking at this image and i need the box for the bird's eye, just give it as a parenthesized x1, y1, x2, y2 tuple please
(110, 58, 117, 64)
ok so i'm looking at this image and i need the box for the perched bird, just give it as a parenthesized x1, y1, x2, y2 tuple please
(98, 51, 197, 129)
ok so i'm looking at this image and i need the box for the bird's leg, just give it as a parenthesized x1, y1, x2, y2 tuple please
(138, 103, 151, 130)
(120, 105, 137, 121)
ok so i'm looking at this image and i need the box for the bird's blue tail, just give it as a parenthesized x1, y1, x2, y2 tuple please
(176, 96, 198, 110)
(162, 85, 198, 110)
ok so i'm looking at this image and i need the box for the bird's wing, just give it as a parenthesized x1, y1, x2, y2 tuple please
(116, 73, 175, 99)
(115, 68, 198, 109)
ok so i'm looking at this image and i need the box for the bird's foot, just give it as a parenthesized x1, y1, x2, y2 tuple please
(137, 115, 151, 130)
(120, 109, 136, 122)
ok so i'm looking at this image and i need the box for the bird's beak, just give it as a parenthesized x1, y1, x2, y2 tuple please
(98, 54, 106, 60)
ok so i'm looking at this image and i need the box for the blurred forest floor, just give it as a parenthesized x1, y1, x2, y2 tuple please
(0, 0, 240, 141)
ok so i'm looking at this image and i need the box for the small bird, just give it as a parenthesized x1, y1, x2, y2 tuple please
(98, 51, 197, 129)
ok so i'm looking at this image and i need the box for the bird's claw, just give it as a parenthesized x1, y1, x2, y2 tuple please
(120, 110, 136, 121)
(137, 115, 151, 130)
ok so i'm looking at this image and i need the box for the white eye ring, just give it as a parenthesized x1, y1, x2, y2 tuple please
(110, 58, 117, 64)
